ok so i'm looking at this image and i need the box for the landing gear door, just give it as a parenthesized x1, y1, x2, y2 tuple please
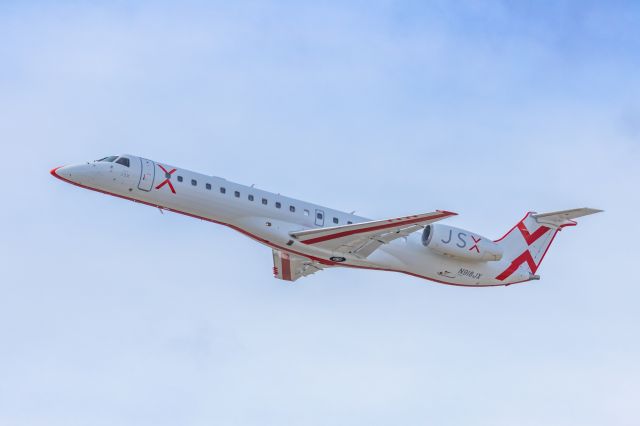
(138, 158, 155, 191)
(315, 209, 325, 227)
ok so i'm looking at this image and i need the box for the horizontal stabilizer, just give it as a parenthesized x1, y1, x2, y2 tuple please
(533, 207, 603, 227)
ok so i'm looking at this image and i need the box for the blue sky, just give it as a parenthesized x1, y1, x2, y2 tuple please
(1, 1, 639, 425)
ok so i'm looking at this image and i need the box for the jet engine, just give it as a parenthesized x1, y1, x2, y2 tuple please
(422, 224, 503, 261)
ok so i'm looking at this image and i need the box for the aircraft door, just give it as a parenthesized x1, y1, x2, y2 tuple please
(315, 209, 325, 226)
(138, 158, 155, 191)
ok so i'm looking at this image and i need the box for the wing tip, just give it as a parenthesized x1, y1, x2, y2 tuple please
(586, 207, 604, 214)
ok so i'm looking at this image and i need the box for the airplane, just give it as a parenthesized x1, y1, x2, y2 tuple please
(50, 154, 601, 286)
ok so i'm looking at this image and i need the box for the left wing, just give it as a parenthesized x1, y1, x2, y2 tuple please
(290, 210, 457, 259)
(272, 249, 324, 282)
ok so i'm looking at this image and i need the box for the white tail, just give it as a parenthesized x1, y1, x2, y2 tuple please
(494, 208, 602, 281)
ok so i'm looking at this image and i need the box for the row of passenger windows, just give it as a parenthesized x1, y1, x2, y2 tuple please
(96, 156, 351, 224)
(174, 174, 351, 224)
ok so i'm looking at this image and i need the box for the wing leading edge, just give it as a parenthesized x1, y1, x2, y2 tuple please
(533, 207, 603, 227)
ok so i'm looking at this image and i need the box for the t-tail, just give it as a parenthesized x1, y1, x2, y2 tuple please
(493, 208, 602, 283)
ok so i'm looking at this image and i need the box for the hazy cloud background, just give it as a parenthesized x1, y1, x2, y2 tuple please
(1, 1, 639, 425)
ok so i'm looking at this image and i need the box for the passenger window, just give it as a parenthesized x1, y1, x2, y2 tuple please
(316, 212, 323, 220)
(333, 217, 339, 224)
(234, 191, 240, 198)
(191, 179, 197, 186)
(248, 194, 254, 201)
(262, 198, 268, 205)
(304, 209, 310, 216)
(115, 157, 130, 167)
(220, 187, 226, 194)
(289, 205, 295, 212)
(177, 176, 183, 182)
(206, 183, 211, 190)
(347, 221, 353, 224)
(275, 202, 281, 209)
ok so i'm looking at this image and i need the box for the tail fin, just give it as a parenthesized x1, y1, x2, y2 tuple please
(494, 208, 602, 282)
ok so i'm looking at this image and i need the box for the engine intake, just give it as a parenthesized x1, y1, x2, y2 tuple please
(422, 224, 502, 261)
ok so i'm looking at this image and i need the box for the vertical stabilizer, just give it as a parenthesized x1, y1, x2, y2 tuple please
(493, 208, 602, 282)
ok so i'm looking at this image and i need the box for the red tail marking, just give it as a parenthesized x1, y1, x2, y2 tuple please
(517, 222, 550, 245)
(469, 236, 481, 253)
(155, 164, 177, 194)
(496, 250, 538, 281)
(495, 219, 552, 281)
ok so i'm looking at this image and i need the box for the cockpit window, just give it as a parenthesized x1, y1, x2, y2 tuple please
(97, 156, 118, 162)
(115, 157, 130, 167)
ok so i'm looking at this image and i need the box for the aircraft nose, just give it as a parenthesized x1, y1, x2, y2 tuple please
(50, 166, 66, 178)
(50, 165, 75, 181)
(50, 164, 96, 185)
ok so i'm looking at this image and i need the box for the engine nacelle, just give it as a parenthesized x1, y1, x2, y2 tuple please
(422, 224, 503, 261)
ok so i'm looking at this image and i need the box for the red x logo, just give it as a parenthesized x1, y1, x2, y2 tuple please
(495, 220, 550, 281)
(155, 164, 177, 194)
(469, 236, 481, 253)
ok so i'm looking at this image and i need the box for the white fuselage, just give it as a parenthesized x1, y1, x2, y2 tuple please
(51, 155, 534, 287)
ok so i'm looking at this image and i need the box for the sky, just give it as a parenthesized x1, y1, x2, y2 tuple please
(1, 1, 639, 425)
